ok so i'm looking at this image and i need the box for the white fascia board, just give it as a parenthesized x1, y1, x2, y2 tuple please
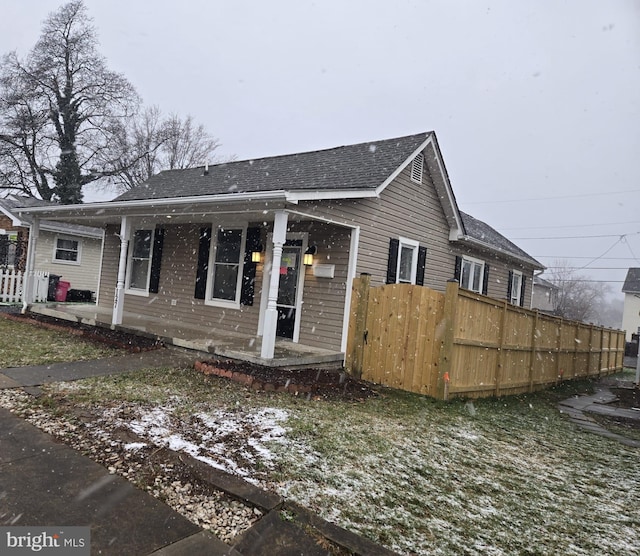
(374, 135, 433, 196)
(16, 190, 291, 218)
(457, 235, 545, 270)
(0, 204, 27, 227)
(285, 189, 379, 202)
(429, 137, 465, 234)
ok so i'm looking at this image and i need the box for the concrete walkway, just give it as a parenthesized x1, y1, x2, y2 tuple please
(0, 350, 397, 555)
(558, 385, 640, 448)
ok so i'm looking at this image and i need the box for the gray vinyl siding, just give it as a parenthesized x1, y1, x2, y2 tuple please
(297, 150, 456, 290)
(34, 231, 102, 292)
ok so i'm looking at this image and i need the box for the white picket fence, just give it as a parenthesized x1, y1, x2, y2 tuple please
(0, 269, 49, 303)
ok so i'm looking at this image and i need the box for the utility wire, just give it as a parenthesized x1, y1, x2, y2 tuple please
(464, 188, 640, 205)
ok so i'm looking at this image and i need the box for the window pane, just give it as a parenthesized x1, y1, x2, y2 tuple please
(132, 230, 152, 258)
(398, 246, 414, 283)
(461, 260, 471, 289)
(472, 262, 482, 292)
(215, 229, 242, 263)
(56, 249, 77, 261)
(58, 239, 78, 251)
(212, 264, 239, 300)
(129, 258, 150, 289)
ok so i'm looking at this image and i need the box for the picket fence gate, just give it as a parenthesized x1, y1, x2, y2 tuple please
(0, 269, 49, 303)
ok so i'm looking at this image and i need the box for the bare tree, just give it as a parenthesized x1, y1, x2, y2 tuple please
(107, 107, 223, 192)
(546, 260, 610, 323)
(0, 1, 139, 203)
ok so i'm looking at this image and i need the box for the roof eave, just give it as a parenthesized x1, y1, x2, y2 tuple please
(457, 235, 545, 270)
(16, 190, 291, 219)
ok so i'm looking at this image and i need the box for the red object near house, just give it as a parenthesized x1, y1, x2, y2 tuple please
(55, 281, 71, 302)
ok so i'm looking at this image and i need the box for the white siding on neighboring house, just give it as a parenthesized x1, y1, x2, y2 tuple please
(34, 231, 103, 291)
(622, 293, 640, 342)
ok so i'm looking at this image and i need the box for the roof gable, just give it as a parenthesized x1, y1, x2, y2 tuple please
(622, 268, 640, 293)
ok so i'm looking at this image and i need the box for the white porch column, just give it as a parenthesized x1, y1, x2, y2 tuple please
(112, 216, 131, 325)
(261, 210, 288, 359)
(21, 217, 40, 313)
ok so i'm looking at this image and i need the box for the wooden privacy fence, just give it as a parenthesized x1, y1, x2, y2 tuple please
(345, 276, 625, 400)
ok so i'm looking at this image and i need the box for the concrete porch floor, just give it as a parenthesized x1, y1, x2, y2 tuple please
(27, 303, 345, 370)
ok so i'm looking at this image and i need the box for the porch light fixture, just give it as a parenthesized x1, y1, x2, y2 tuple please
(251, 244, 264, 263)
(304, 245, 317, 266)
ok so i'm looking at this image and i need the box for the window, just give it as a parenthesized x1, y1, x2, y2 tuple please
(208, 226, 246, 305)
(509, 270, 523, 306)
(54, 236, 81, 264)
(397, 238, 419, 284)
(460, 256, 485, 293)
(411, 154, 424, 184)
(127, 229, 153, 292)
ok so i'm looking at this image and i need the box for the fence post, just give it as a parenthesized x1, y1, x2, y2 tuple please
(528, 310, 539, 392)
(495, 301, 508, 397)
(437, 279, 459, 401)
(345, 274, 371, 379)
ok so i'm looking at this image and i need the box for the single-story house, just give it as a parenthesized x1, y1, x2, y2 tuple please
(531, 275, 559, 314)
(16, 131, 543, 362)
(621, 268, 640, 342)
(0, 195, 104, 295)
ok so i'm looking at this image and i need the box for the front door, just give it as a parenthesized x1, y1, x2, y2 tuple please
(276, 240, 302, 339)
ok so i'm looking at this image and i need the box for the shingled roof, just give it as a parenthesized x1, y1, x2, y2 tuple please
(459, 211, 543, 268)
(115, 132, 431, 201)
(0, 196, 102, 238)
(622, 268, 640, 293)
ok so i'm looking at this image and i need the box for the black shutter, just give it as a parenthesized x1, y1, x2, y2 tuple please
(416, 246, 427, 286)
(241, 227, 261, 306)
(386, 238, 399, 284)
(482, 264, 489, 296)
(506, 270, 513, 302)
(148, 227, 165, 294)
(520, 276, 527, 307)
(454, 256, 462, 282)
(194, 227, 211, 300)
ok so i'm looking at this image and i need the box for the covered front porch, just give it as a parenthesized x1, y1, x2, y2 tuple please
(29, 302, 345, 369)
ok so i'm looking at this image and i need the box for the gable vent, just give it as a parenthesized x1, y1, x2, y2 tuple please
(411, 154, 424, 184)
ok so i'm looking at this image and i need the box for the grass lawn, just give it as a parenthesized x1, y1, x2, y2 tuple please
(1, 317, 639, 555)
(0, 314, 120, 367)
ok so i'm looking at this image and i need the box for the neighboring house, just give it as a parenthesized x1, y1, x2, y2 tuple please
(531, 275, 559, 314)
(621, 268, 640, 341)
(16, 131, 543, 358)
(0, 196, 104, 294)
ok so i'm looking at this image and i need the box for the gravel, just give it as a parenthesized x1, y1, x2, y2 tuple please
(0, 388, 262, 544)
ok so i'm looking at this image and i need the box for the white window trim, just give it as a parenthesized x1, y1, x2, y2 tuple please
(510, 270, 523, 306)
(396, 237, 420, 284)
(125, 228, 155, 297)
(53, 235, 82, 266)
(205, 223, 247, 309)
(460, 255, 485, 293)
(410, 154, 424, 184)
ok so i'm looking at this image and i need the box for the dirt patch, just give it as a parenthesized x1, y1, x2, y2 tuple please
(610, 387, 640, 409)
(196, 358, 378, 401)
(2, 311, 162, 353)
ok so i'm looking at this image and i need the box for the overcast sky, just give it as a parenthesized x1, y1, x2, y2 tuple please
(2, 0, 639, 297)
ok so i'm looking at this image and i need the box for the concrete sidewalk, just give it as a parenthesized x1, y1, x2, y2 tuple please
(559, 385, 640, 448)
(0, 350, 398, 555)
